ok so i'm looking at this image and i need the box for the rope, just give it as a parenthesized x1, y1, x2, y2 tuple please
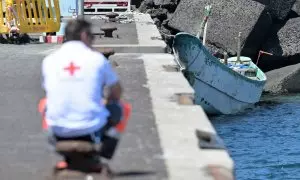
(173, 47, 185, 71)
(256, 50, 273, 65)
(160, 31, 175, 37)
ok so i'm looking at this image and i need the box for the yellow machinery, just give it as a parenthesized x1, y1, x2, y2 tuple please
(0, 0, 61, 34)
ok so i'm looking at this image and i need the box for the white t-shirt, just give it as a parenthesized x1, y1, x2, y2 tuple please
(42, 41, 119, 137)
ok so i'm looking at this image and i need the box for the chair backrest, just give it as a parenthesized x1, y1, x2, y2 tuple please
(38, 98, 132, 132)
(115, 101, 132, 133)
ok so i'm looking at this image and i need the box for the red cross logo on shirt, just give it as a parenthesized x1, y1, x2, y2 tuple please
(64, 62, 80, 76)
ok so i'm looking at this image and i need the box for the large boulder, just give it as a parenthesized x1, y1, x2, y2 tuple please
(154, 0, 172, 6)
(263, 17, 300, 57)
(147, 8, 168, 21)
(259, 17, 300, 72)
(138, 0, 154, 13)
(268, 0, 297, 20)
(153, 0, 177, 12)
(168, 0, 272, 57)
(292, 0, 300, 15)
(253, 0, 269, 4)
(131, 0, 144, 8)
(254, 0, 297, 20)
(263, 63, 300, 94)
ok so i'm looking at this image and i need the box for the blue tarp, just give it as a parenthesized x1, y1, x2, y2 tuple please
(227, 63, 250, 69)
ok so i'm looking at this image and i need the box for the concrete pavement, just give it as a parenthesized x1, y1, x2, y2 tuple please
(112, 53, 234, 180)
(0, 11, 234, 180)
(109, 54, 168, 180)
(0, 44, 58, 180)
(0, 45, 169, 180)
(89, 13, 167, 53)
(0, 44, 234, 179)
(29, 13, 166, 54)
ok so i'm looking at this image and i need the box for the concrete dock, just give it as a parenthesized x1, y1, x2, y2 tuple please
(88, 12, 167, 53)
(0, 13, 234, 179)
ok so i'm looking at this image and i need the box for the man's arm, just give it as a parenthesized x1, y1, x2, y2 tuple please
(102, 60, 123, 102)
(41, 57, 47, 94)
(107, 81, 122, 102)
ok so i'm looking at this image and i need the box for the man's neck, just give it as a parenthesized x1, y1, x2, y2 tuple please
(63, 40, 91, 49)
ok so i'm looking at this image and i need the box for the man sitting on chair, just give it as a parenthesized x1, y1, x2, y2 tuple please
(41, 19, 123, 169)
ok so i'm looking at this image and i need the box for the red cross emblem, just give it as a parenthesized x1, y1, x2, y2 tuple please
(64, 62, 80, 76)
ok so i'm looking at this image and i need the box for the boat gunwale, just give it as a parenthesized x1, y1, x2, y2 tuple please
(172, 32, 267, 86)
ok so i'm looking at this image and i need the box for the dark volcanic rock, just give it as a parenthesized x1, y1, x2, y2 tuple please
(267, 0, 297, 20)
(253, 0, 270, 4)
(153, 0, 177, 12)
(256, 54, 289, 72)
(254, 0, 297, 20)
(168, 0, 272, 57)
(138, 0, 154, 13)
(264, 63, 300, 94)
(205, 43, 225, 58)
(153, 17, 161, 27)
(262, 17, 300, 57)
(160, 26, 173, 53)
(292, 0, 300, 15)
(131, 0, 144, 8)
(167, 12, 173, 20)
(147, 8, 168, 21)
(258, 17, 300, 72)
(154, 0, 172, 6)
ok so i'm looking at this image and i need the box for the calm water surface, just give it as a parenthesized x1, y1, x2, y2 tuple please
(210, 95, 300, 180)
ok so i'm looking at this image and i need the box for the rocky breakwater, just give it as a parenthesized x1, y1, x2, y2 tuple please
(138, 0, 179, 52)
(264, 63, 300, 94)
(136, 0, 300, 95)
(262, 17, 300, 95)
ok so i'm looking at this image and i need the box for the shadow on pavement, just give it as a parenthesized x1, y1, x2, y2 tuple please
(114, 170, 156, 177)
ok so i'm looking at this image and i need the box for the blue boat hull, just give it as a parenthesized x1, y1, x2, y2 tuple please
(173, 32, 266, 115)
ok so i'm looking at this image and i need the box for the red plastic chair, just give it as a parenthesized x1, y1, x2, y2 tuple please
(38, 98, 132, 134)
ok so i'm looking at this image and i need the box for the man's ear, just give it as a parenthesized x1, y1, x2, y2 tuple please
(80, 31, 88, 41)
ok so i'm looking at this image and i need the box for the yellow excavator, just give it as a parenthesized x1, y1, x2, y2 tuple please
(0, 0, 61, 43)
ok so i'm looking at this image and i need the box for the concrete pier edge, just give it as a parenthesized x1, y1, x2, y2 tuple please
(112, 53, 235, 180)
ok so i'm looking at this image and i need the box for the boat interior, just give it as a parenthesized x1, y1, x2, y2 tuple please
(219, 56, 258, 79)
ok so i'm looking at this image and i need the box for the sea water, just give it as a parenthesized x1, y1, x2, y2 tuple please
(210, 95, 300, 180)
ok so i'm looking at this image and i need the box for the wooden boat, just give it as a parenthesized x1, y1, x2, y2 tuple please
(172, 32, 267, 115)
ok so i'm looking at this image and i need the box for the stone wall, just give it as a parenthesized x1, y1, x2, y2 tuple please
(264, 63, 300, 94)
(259, 17, 300, 71)
(168, 0, 272, 57)
(137, 0, 300, 72)
(255, 0, 297, 20)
